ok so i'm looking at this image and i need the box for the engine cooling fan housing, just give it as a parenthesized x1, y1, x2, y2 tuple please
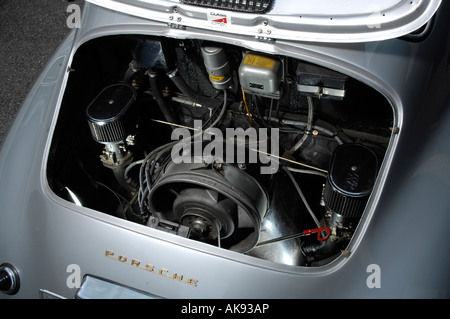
(148, 162, 268, 252)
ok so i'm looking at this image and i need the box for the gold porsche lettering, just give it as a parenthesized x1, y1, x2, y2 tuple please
(172, 273, 183, 281)
(105, 250, 198, 287)
(131, 259, 140, 267)
(144, 264, 155, 272)
(158, 268, 169, 277)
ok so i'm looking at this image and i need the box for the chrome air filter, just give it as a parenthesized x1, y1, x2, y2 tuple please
(323, 144, 378, 219)
(86, 84, 137, 144)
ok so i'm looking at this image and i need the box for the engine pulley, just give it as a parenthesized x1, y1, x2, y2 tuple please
(147, 162, 268, 252)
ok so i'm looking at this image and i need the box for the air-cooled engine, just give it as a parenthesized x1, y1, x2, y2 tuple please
(47, 36, 392, 266)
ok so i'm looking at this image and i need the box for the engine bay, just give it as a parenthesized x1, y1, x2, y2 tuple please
(47, 35, 393, 267)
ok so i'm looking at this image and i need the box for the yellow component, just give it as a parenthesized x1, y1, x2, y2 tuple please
(243, 54, 276, 69)
(209, 74, 225, 81)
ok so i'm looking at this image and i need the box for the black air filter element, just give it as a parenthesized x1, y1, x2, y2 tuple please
(86, 84, 137, 144)
(324, 144, 378, 219)
(180, 0, 273, 13)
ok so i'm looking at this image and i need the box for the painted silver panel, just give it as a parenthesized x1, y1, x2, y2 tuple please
(0, 1, 448, 299)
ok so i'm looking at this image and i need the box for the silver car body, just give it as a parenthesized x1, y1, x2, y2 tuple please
(0, 0, 449, 299)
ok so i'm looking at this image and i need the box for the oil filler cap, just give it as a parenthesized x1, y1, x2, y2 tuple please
(0, 263, 20, 295)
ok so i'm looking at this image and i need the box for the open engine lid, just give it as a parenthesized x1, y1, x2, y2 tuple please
(85, 0, 441, 43)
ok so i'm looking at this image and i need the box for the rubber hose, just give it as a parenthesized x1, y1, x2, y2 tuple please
(167, 69, 222, 109)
